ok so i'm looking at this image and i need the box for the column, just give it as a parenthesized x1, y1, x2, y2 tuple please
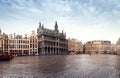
(55, 48, 57, 55)
(54, 48, 55, 55)
(52, 48, 54, 55)
(47, 47, 50, 54)
(58, 48, 59, 55)
(57, 48, 58, 55)
(49, 47, 52, 54)
(47, 47, 48, 55)
(52, 47, 54, 55)
(42, 47, 44, 55)
(43, 47, 45, 55)
(45, 47, 46, 55)
(62, 49, 63, 54)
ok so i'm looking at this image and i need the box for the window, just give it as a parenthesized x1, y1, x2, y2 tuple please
(33, 45, 34, 48)
(30, 44, 32, 48)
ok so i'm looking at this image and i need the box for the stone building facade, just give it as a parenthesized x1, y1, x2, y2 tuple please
(0, 29, 38, 56)
(111, 43, 117, 54)
(0, 29, 9, 52)
(29, 31, 38, 55)
(116, 38, 120, 54)
(85, 40, 111, 54)
(0, 29, 2, 52)
(9, 34, 29, 56)
(2, 33, 9, 52)
(68, 38, 83, 54)
(37, 22, 68, 55)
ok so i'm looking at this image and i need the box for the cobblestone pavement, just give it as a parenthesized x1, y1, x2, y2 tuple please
(0, 54, 120, 78)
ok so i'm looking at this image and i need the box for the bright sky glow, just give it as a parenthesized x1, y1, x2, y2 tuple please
(0, 0, 120, 43)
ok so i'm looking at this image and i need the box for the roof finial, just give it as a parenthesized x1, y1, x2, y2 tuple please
(0, 28, 1, 34)
(41, 24, 44, 29)
(55, 21, 58, 31)
(39, 22, 41, 27)
(62, 30, 64, 34)
(55, 21, 58, 26)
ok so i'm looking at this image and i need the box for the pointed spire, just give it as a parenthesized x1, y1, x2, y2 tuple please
(25, 34, 27, 39)
(39, 22, 41, 27)
(42, 24, 44, 27)
(62, 30, 64, 34)
(55, 21, 58, 31)
(41, 24, 44, 30)
(55, 21, 58, 26)
(0, 28, 1, 34)
(14, 33, 16, 38)
(65, 32, 66, 37)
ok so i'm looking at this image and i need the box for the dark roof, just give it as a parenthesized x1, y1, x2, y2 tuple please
(44, 28, 54, 34)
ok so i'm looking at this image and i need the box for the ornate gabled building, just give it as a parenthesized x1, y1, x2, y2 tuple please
(2, 33, 9, 52)
(116, 38, 120, 54)
(0, 29, 3, 52)
(68, 38, 83, 54)
(9, 33, 29, 56)
(0, 29, 10, 52)
(85, 40, 111, 54)
(29, 30, 38, 55)
(37, 21, 68, 55)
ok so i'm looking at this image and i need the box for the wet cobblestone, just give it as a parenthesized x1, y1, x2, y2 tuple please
(0, 54, 120, 78)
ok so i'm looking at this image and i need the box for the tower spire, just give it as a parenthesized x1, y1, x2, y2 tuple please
(0, 28, 1, 37)
(55, 21, 58, 26)
(55, 21, 58, 32)
(0, 28, 1, 34)
(39, 22, 41, 27)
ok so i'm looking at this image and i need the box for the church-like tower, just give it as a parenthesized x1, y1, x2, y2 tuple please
(54, 21, 58, 33)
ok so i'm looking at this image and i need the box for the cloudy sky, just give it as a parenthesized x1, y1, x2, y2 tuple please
(0, 0, 120, 43)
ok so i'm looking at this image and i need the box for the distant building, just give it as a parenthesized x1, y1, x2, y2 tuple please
(116, 38, 120, 54)
(37, 21, 68, 55)
(29, 31, 38, 55)
(0, 29, 9, 52)
(85, 40, 111, 54)
(9, 33, 29, 56)
(111, 43, 117, 54)
(0, 29, 3, 52)
(2, 33, 9, 52)
(68, 38, 83, 54)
